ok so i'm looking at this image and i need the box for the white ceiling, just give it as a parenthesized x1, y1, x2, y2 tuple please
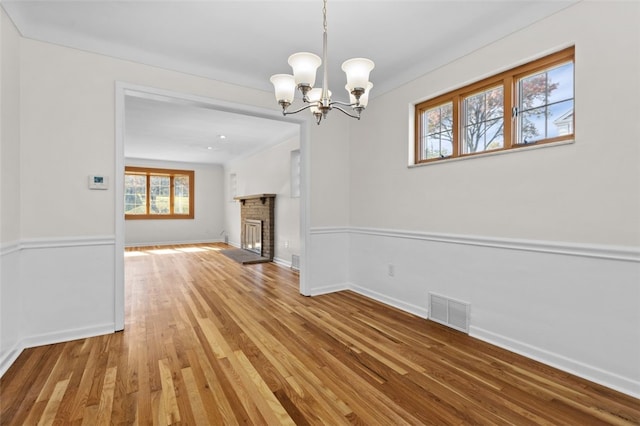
(2, 0, 578, 165)
(125, 92, 300, 164)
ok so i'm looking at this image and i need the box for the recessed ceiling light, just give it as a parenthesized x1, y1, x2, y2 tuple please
(219, 135, 227, 140)
(207, 146, 213, 150)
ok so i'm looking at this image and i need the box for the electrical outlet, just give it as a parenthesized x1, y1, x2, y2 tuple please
(388, 264, 395, 277)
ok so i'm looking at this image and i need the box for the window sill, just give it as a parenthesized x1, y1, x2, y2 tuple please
(408, 139, 575, 168)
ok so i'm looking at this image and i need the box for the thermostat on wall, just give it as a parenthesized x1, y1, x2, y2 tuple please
(88, 175, 109, 190)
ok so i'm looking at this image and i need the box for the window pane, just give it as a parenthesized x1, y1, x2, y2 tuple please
(518, 61, 574, 143)
(548, 99, 574, 138)
(547, 62, 574, 105)
(426, 108, 441, 134)
(174, 175, 190, 214)
(124, 174, 146, 214)
(150, 176, 170, 214)
(485, 118, 504, 150)
(520, 73, 547, 110)
(520, 107, 545, 143)
(462, 86, 504, 154)
(420, 102, 453, 160)
(424, 135, 452, 159)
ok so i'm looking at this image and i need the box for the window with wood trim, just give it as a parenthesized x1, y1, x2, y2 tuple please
(415, 47, 574, 164)
(124, 166, 194, 219)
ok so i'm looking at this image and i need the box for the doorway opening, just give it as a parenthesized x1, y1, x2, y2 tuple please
(115, 83, 311, 331)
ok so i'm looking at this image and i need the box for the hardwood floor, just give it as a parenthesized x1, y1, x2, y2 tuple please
(1, 243, 638, 425)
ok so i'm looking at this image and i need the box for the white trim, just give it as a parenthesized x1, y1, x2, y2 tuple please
(115, 81, 126, 331)
(2, 237, 115, 254)
(1, 323, 115, 378)
(0, 343, 24, 378)
(471, 326, 640, 399)
(309, 226, 351, 235)
(347, 227, 640, 263)
(0, 241, 20, 256)
(21, 323, 115, 350)
(308, 283, 350, 296)
(273, 256, 292, 269)
(20, 235, 115, 250)
(349, 284, 429, 319)
(309, 226, 639, 262)
(125, 239, 223, 248)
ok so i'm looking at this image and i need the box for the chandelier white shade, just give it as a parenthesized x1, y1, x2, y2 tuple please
(342, 58, 375, 92)
(269, 74, 296, 104)
(288, 52, 322, 87)
(270, 0, 374, 124)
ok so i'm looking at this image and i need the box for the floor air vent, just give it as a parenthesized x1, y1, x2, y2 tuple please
(428, 293, 470, 333)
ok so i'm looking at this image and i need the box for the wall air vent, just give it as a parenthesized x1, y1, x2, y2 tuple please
(428, 293, 470, 334)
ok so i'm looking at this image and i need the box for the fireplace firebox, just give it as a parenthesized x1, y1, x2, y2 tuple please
(243, 219, 262, 255)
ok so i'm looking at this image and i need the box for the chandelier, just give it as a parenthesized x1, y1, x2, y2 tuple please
(270, 0, 374, 125)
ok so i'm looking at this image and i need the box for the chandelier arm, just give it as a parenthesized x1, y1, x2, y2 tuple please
(332, 105, 361, 120)
(282, 103, 316, 115)
(330, 100, 360, 108)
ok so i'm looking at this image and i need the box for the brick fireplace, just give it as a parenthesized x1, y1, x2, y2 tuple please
(234, 194, 276, 261)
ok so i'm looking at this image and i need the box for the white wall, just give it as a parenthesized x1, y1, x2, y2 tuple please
(0, 7, 21, 243)
(224, 136, 301, 266)
(343, 1, 640, 397)
(0, 9, 23, 375)
(351, 2, 639, 246)
(124, 159, 225, 246)
(305, 117, 352, 293)
(18, 43, 277, 240)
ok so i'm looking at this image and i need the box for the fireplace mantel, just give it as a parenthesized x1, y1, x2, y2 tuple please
(234, 193, 276, 205)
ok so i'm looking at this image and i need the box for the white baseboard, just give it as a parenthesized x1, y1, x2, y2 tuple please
(348, 284, 429, 318)
(308, 283, 350, 296)
(125, 239, 223, 248)
(273, 256, 292, 269)
(21, 323, 115, 350)
(471, 326, 640, 399)
(0, 343, 24, 378)
(0, 323, 115, 379)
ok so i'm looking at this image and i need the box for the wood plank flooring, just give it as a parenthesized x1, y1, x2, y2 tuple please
(1, 243, 639, 425)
